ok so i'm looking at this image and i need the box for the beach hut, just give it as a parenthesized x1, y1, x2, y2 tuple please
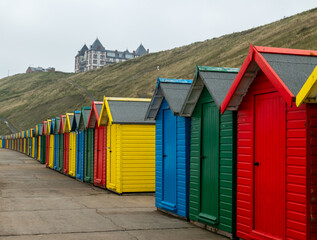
(23, 131, 27, 154)
(45, 120, 51, 167)
(84, 108, 94, 184)
(44, 120, 50, 166)
(98, 97, 155, 194)
(29, 129, 33, 156)
(72, 110, 84, 181)
(70, 111, 81, 177)
(37, 124, 43, 161)
(31, 129, 35, 157)
(64, 113, 74, 176)
(20, 133, 23, 152)
(26, 130, 30, 155)
(53, 117, 60, 170)
(49, 119, 55, 168)
(87, 101, 106, 188)
(145, 78, 192, 218)
(41, 121, 47, 164)
(221, 45, 317, 240)
(180, 66, 239, 236)
(33, 127, 37, 159)
(77, 107, 91, 181)
(58, 115, 66, 172)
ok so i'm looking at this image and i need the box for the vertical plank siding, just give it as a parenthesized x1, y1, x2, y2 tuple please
(236, 70, 309, 239)
(58, 133, 64, 172)
(155, 98, 190, 218)
(76, 131, 85, 181)
(189, 87, 236, 234)
(85, 128, 94, 183)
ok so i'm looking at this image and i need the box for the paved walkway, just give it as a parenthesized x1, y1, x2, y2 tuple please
(0, 149, 226, 240)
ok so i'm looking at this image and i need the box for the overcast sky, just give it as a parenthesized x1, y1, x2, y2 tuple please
(0, 0, 316, 79)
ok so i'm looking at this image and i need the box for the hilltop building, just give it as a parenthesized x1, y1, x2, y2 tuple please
(75, 38, 149, 73)
(26, 66, 55, 73)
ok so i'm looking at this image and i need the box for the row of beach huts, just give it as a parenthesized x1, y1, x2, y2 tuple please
(1, 45, 317, 240)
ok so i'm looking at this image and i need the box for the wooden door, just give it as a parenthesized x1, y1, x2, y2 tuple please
(200, 102, 219, 223)
(162, 109, 177, 208)
(254, 92, 286, 238)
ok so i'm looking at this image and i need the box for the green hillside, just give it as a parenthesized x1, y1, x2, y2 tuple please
(1, 8, 317, 135)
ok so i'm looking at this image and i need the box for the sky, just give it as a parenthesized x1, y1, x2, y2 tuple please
(0, 0, 316, 79)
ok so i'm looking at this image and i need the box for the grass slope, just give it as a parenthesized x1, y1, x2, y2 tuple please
(1, 8, 317, 135)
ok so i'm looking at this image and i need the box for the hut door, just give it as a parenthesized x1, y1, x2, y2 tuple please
(254, 92, 285, 238)
(109, 125, 116, 189)
(95, 127, 101, 183)
(200, 102, 219, 223)
(162, 109, 177, 208)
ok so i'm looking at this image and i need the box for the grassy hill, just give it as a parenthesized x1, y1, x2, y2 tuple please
(1, 8, 317, 135)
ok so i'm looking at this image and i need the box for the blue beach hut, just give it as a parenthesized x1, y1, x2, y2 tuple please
(145, 78, 192, 218)
(72, 110, 82, 180)
(53, 117, 60, 170)
(76, 107, 90, 181)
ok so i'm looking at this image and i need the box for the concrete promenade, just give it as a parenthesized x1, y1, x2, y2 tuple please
(0, 149, 226, 240)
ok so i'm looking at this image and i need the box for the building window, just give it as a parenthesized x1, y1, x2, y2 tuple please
(100, 60, 105, 65)
(93, 66, 97, 69)
(93, 60, 97, 64)
(93, 54, 97, 59)
(100, 55, 104, 59)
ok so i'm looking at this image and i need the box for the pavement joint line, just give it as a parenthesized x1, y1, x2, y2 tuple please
(95, 209, 125, 230)
(0, 226, 196, 237)
(0, 207, 156, 213)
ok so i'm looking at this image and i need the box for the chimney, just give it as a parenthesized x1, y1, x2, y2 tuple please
(147, 49, 149, 54)
(115, 50, 118, 54)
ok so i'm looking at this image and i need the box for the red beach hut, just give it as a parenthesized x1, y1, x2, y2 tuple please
(87, 101, 106, 188)
(221, 45, 317, 240)
(43, 120, 50, 167)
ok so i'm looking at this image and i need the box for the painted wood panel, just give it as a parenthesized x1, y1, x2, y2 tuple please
(189, 87, 236, 234)
(236, 70, 308, 240)
(155, 98, 190, 217)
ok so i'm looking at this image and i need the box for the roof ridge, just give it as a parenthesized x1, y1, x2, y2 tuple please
(197, 65, 240, 73)
(254, 45, 317, 56)
(105, 97, 151, 102)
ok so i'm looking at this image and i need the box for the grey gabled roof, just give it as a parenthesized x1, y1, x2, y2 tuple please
(38, 124, 43, 136)
(96, 104, 102, 116)
(261, 53, 317, 96)
(108, 100, 155, 124)
(54, 118, 60, 134)
(135, 44, 147, 56)
(181, 66, 239, 117)
(90, 38, 105, 51)
(201, 71, 238, 107)
(76, 44, 88, 57)
(145, 78, 192, 120)
(71, 111, 81, 131)
(78, 107, 91, 131)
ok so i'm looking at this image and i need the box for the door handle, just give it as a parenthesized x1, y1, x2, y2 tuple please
(254, 162, 260, 166)
(163, 154, 167, 157)
(200, 155, 206, 160)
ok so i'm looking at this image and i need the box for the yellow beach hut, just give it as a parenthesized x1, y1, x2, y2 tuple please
(47, 119, 54, 169)
(64, 113, 76, 177)
(98, 97, 155, 194)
